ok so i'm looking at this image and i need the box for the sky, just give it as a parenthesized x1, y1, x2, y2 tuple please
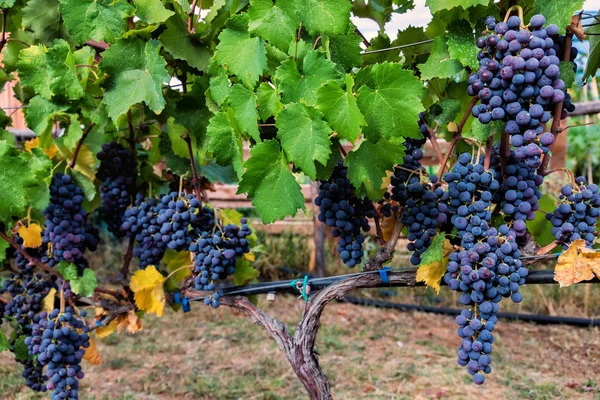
(352, 0, 600, 40)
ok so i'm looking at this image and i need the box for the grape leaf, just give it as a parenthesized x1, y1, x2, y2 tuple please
(83, 337, 103, 365)
(356, 62, 425, 141)
(59, 0, 134, 44)
(215, 28, 267, 88)
(134, 0, 175, 24)
(584, 18, 600, 81)
(275, 50, 340, 105)
(171, 80, 213, 142)
(227, 84, 261, 142)
(56, 261, 79, 281)
(159, 17, 211, 71)
(12, 336, 30, 361)
(431, 99, 461, 125)
(238, 139, 305, 223)
(3, 30, 35, 73)
(17, 223, 43, 248)
(208, 63, 230, 106)
(559, 61, 575, 89)
(418, 37, 462, 80)
(328, 23, 363, 71)
(425, 0, 489, 14)
(206, 110, 244, 178)
(0, 141, 40, 222)
(416, 234, 453, 294)
(233, 258, 260, 286)
(130, 266, 166, 317)
(391, 26, 432, 66)
(248, 0, 298, 52)
(316, 75, 365, 143)
(22, 0, 63, 44)
(533, 0, 584, 35)
(446, 19, 478, 70)
(24, 96, 69, 147)
(0, 235, 9, 263)
(70, 269, 98, 297)
(470, 119, 503, 142)
(165, 117, 189, 158)
(344, 138, 405, 200)
(555, 240, 600, 287)
(297, 0, 351, 35)
(526, 194, 556, 247)
(256, 82, 283, 120)
(363, 34, 400, 65)
(100, 38, 170, 122)
(17, 40, 85, 101)
(276, 103, 332, 180)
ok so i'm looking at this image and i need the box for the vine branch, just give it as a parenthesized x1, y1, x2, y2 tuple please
(68, 123, 95, 169)
(0, 11, 7, 53)
(183, 132, 203, 206)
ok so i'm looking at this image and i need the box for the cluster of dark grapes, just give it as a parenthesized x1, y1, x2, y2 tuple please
(96, 142, 137, 237)
(121, 192, 214, 268)
(493, 151, 544, 234)
(315, 162, 375, 267)
(390, 130, 448, 265)
(547, 177, 600, 248)
(1, 273, 55, 326)
(26, 307, 89, 400)
(42, 173, 99, 270)
(190, 219, 252, 307)
(443, 154, 528, 384)
(469, 14, 571, 169)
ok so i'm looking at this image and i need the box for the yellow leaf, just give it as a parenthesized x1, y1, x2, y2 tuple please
(58, 144, 96, 180)
(18, 223, 43, 248)
(554, 240, 599, 287)
(42, 288, 57, 313)
(380, 170, 393, 190)
(130, 266, 166, 317)
(24, 137, 40, 153)
(44, 144, 59, 159)
(83, 337, 102, 365)
(117, 310, 143, 334)
(95, 319, 119, 339)
(244, 252, 255, 261)
(416, 239, 453, 294)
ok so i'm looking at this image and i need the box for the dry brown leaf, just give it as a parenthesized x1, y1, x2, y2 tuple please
(117, 310, 143, 334)
(554, 240, 600, 287)
(83, 337, 102, 365)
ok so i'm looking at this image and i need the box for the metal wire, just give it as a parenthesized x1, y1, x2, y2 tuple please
(360, 39, 434, 55)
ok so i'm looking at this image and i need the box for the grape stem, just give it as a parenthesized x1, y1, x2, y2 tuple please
(423, 125, 444, 164)
(539, 14, 580, 176)
(364, 214, 404, 271)
(458, 97, 477, 134)
(338, 144, 348, 158)
(536, 240, 560, 255)
(484, 137, 493, 170)
(68, 123, 95, 169)
(436, 136, 458, 182)
(163, 265, 192, 284)
(372, 209, 386, 246)
(0, 11, 8, 53)
(183, 132, 204, 208)
(354, 28, 371, 47)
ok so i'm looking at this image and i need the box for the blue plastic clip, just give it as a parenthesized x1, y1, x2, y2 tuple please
(173, 291, 181, 304)
(555, 251, 563, 260)
(96, 320, 102, 327)
(181, 296, 191, 313)
(290, 275, 310, 302)
(379, 266, 391, 285)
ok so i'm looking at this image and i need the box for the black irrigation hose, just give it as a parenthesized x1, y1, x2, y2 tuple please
(339, 296, 600, 327)
(197, 268, 599, 301)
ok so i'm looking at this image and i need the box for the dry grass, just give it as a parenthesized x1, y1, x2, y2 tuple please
(1, 296, 599, 400)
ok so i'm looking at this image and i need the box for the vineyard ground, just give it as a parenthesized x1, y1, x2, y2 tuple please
(1, 296, 599, 400)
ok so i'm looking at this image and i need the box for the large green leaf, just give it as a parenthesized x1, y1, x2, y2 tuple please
(446, 19, 478, 70)
(248, 0, 298, 52)
(17, 40, 85, 101)
(0, 141, 40, 222)
(275, 50, 340, 105)
(238, 140, 305, 223)
(227, 84, 261, 143)
(316, 75, 365, 143)
(328, 23, 363, 71)
(418, 37, 462, 80)
(25, 96, 69, 147)
(297, 0, 351, 35)
(533, 0, 584, 35)
(3, 30, 35, 73)
(215, 28, 267, 88)
(100, 39, 170, 122)
(22, 0, 63, 43)
(526, 194, 556, 247)
(206, 110, 244, 178)
(391, 26, 432, 66)
(356, 62, 425, 141)
(584, 17, 600, 81)
(344, 138, 405, 200)
(276, 103, 332, 179)
(59, 0, 134, 44)
(134, 0, 175, 24)
(425, 0, 489, 14)
(159, 17, 211, 71)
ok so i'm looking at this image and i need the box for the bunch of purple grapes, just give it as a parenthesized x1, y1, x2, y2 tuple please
(315, 162, 375, 267)
(26, 307, 89, 400)
(96, 142, 137, 237)
(42, 173, 99, 270)
(468, 14, 572, 169)
(121, 192, 214, 268)
(547, 177, 600, 248)
(443, 154, 528, 384)
(190, 219, 252, 307)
